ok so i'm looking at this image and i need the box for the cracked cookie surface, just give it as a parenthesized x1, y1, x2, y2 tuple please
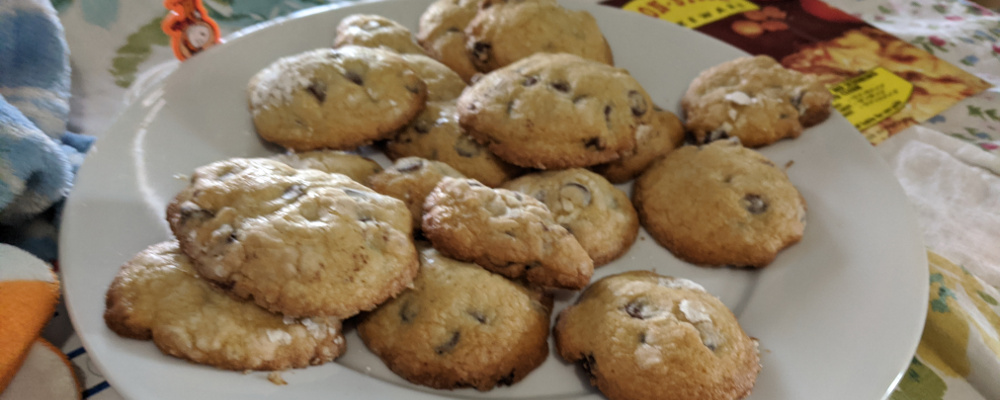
(554, 270, 760, 400)
(104, 241, 347, 371)
(502, 168, 637, 266)
(590, 108, 685, 183)
(358, 245, 551, 391)
(457, 53, 652, 169)
(166, 158, 418, 318)
(333, 14, 427, 55)
(368, 157, 466, 229)
(385, 100, 523, 187)
(422, 176, 593, 290)
(248, 46, 426, 151)
(633, 139, 806, 268)
(465, 0, 612, 73)
(270, 150, 382, 185)
(681, 55, 832, 148)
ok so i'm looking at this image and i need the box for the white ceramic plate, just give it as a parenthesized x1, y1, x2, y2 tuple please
(60, 1, 928, 399)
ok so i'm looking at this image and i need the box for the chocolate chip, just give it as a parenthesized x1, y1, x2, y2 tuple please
(435, 331, 461, 354)
(281, 184, 305, 201)
(628, 90, 647, 116)
(624, 299, 650, 319)
(560, 182, 591, 207)
(413, 120, 431, 134)
(399, 301, 417, 323)
(454, 135, 482, 158)
(604, 105, 612, 128)
(743, 194, 767, 214)
(472, 42, 492, 64)
(396, 159, 423, 172)
(227, 232, 239, 243)
(580, 353, 597, 377)
(468, 310, 487, 324)
(584, 136, 606, 150)
(550, 81, 570, 93)
(638, 331, 647, 344)
(344, 71, 363, 86)
(179, 204, 214, 224)
(523, 76, 538, 86)
(497, 371, 517, 386)
(306, 81, 326, 103)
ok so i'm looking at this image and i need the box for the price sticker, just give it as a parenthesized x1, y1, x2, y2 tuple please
(622, 0, 759, 28)
(829, 67, 914, 131)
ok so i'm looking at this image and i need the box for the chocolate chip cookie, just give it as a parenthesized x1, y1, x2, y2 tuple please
(417, 0, 482, 82)
(590, 108, 685, 183)
(465, 0, 613, 73)
(400, 54, 467, 102)
(385, 100, 523, 187)
(502, 168, 638, 266)
(104, 241, 347, 371)
(333, 14, 427, 55)
(457, 53, 653, 169)
(555, 270, 761, 400)
(166, 158, 418, 318)
(358, 245, 551, 390)
(682, 55, 832, 147)
(271, 150, 382, 185)
(248, 46, 427, 151)
(367, 157, 466, 229)
(633, 139, 807, 267)
(422, 177, 594, 290)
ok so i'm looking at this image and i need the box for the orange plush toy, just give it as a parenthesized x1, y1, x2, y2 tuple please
(0, 244, 81, 399)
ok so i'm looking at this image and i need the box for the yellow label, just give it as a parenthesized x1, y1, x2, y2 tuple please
(829, 67, 914, 131)
(622, 0, 759, 28)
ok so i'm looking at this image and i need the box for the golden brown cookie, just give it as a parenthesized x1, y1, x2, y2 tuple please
(367, 157, 466, 229)
(417, 0, 482, 82)
(590, 108, 685, 183)
(422, 177, 594, 290)
(633, 139, 807, 267)
(333, 14, 427, 55)
(385, 100, 523, 187)
(270, 150, 382, 185)
(465, 0, 613, 73)
(248, 46, 426, 151)
(358, 245, 551, 391)
(457, 53, 653, 169)
(681, 55, 832, 148)
(166, 158, 418, 318)
(502, 168, 638, 266)
(555, 271, 761, 400)
(104, 241, 346, 371)
(400, 54, 467, 102)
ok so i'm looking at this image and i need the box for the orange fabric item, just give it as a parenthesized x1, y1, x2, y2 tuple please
(0, 280, 60, 393)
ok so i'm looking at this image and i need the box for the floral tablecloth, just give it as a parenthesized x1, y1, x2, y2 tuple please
(45, 0, 1000, 399)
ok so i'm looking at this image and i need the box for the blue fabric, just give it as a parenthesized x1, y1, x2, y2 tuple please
(0, 0, 94, 261)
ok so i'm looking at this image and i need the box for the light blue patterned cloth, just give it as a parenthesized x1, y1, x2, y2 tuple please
(0, 0, 94, 261)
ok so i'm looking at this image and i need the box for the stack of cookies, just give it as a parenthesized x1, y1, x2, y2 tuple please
(104, 0, 839, 398)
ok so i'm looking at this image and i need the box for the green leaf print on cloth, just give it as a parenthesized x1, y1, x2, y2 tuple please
(109, 17, 169, 88)
(891, 358, 947, 400)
